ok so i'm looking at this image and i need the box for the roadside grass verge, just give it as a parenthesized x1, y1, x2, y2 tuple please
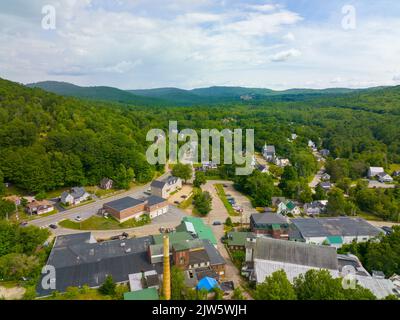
(58, 214, 151, 230)
(214, 184, 239, 216)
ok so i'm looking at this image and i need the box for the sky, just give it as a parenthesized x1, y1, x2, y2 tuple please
(1, 0, 400, 90)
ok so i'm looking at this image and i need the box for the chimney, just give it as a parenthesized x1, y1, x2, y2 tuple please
(163, 235, 171, 300)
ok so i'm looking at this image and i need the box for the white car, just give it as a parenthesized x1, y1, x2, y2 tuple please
(75, 216, 82, 222)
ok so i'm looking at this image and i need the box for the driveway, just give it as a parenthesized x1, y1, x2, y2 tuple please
(368, 180, 395, 189)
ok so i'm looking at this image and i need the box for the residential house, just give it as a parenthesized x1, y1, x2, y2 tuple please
(320, 149, 330, 157)
(308, 140, 317, 150)
(255, 164, 268, 173)
(276, 199, 300, 216)
(290, 217, 382, 247)
(100, 178, 113, 190)
(303, 200, 328, 216)
(61, 187, 90, 206)
(274, 158, 290, 168)
(319, 181, 332, 191)
(262, 144, 276, 162)
(368, 167, 385, 178)
(26, 200, 54, 215)
(102, 195, 168, 222)
(271, 197, 286, 207)
(151, 176, 182, 199)
(250, 212, 290, 239)
(243, 237, 396, 299)
(377, 172, 393, 183)
(321, 173, 331, 181)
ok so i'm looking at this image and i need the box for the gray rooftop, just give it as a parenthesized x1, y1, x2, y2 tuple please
(251, 212, 288, 226)
(291, 217, 382, 238)
(264, 145, 276, 153)
(146, 195, 167, 206)
(104, 197, 144, 212)
(251, 237, 338, 270)
(37, 233, 158, 296)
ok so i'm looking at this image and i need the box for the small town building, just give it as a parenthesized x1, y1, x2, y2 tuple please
(124, 287, 159, 300)
(321, 173, 331, 181)
(368, 167, 385, 178)
(318, 181, 332, 191)
(100, 178, 113, 190)
(320, 149, 330, 157)
(250, 212, 290, 239)
(303, 200, 328, 216)
(255, 164, 268, 173)
(151, 176, 182, 199)
(102, 195, 168, 222)
(262, 144, 276, 162)
(290, 217, 382, 247)
(226, 232, 255, 251)
(61, 187, 90, 206)
(377, 172, 393, 183)
(26, 200, 54, 215)
(176, 216, 217, 246)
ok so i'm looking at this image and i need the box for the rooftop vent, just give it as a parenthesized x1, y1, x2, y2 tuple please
(125, 248, 132, 253)
(120, 242, 126, 247)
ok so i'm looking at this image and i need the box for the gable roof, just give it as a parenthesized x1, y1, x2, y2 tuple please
(251, 237, 338, 270)
(250, 212, 288, 226)
(226, 232, 252, 247)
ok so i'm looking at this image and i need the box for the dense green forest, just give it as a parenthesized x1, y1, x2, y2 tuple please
(1, 77, 400, 199)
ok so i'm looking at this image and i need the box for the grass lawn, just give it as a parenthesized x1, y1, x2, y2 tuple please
(40, 288, 113, 300)
(178, 189, 198, 209)
(357, 212, 384, 222)
(215, 184, 239, 216)
(58, 215, 151, 230)
(0, 281, 19, 289)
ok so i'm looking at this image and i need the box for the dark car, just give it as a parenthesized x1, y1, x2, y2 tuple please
(20, 221, 28, 227)
(213, 221, 222, 226)
(381, 226, 393, 235)
(181, 195, 188, 199)
(174, 201, 180, 205)
(49, 224, 58, 229)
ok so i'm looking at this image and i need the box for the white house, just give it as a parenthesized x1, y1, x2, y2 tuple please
(368, 167, 384, 178)
(377, 172, 393, 183)
(61, 187, 90, 206)
(275, 158, 290, 168)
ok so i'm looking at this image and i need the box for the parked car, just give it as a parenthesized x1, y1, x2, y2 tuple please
(381, 226, 393, 235)
(75, 216, 82, 222)
(181, 195, 188, 199)
(20, 221, 28, 227)
(213, 221, 222, 226)
(174, 201, 180, 205)
(49, 224, 58, 229)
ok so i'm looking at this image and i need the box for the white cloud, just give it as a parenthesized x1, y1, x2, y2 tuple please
(283, 32, 295, 41)
(270, 49, 301, 62)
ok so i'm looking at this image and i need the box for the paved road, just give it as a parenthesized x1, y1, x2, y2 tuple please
(201, 180, 253, 298)
(51, 205, 187, 239)
(29, 171, 171, 228)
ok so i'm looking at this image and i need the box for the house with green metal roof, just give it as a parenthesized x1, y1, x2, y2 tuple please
(226, 232, 254, 251)
(152, 231, 194, 246)
(326, 236, 343, 248)
(176, 217, 217, 246)
(124, 287, 159, 300)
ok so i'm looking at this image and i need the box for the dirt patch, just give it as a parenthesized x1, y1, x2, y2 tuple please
(0, 286, 26, 300)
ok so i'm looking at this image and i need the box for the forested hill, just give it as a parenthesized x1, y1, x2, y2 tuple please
(26, 81, 169, 106)
(1, 76, 400, 195)
(30, 81, 360, 106)
(0, 78, 157, 193)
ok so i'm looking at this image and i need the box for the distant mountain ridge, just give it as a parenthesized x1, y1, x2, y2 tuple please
(27, 81, 388, 106)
